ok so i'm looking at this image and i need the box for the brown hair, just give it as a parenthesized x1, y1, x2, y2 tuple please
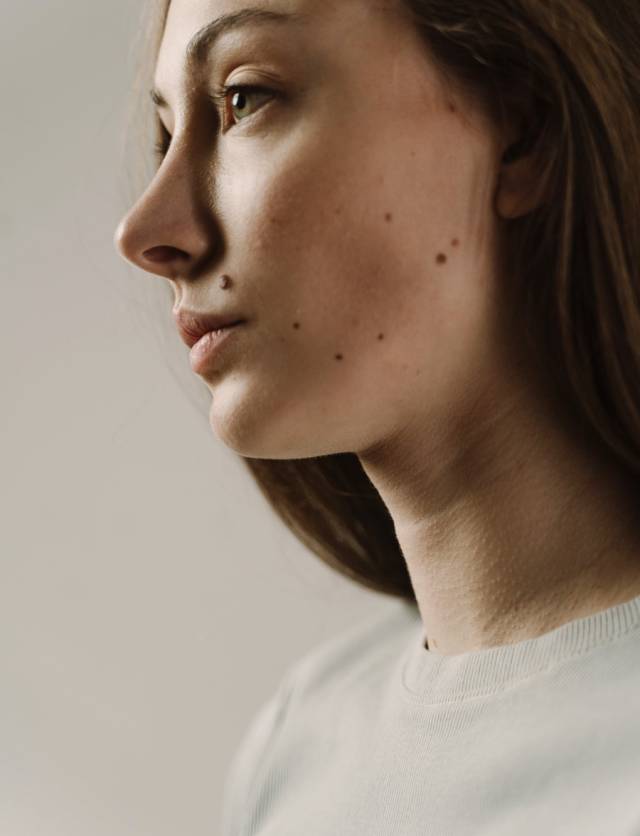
(120, 0, 640, 605)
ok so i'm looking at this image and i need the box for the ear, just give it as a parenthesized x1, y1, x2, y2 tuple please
(495, 111, 549, 220)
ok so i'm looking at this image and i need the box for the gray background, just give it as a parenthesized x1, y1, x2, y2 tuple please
(1, 1, 393, 832)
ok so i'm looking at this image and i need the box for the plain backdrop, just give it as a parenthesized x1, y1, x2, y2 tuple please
(1, 1, 395, 833)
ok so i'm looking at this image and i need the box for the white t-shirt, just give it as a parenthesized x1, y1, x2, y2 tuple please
(221, 592, 640, 835)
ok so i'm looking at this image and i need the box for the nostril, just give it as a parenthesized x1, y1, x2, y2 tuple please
(142, 245, 185, 263)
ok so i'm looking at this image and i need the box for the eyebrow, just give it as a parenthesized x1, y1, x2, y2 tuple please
(150, 7, 306, 109)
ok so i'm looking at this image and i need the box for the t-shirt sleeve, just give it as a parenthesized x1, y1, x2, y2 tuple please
(219, 667, 296, 836)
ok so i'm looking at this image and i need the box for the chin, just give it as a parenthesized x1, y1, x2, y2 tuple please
(206, 377, 348, 460)
(207, 391, 287, 459)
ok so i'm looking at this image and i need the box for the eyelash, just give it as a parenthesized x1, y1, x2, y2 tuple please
(153, 84, 275, 163)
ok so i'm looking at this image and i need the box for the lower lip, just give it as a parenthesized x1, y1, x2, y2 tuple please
(189, 322, 245, 374)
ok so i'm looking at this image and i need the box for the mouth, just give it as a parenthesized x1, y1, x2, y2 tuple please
(173, 307, 247, 349)
(189, 321, 246, 375)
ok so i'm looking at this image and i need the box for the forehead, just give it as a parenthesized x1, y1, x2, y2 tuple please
(153, 0, 399, 91)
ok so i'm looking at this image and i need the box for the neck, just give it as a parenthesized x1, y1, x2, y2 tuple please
(359, 375, 640, 655)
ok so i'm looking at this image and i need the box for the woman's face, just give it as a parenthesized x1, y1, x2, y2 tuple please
(115, 0, 511, 460)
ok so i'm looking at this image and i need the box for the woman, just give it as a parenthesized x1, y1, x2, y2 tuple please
(114, 0, 640, 832)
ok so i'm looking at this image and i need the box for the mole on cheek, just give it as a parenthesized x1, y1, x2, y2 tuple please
(293, 322, 301, 330)
(377, 333, 385, 341)
(436, 253, 447, 265)
(384, 212, 393, 222)
(335, 353, 344, 361)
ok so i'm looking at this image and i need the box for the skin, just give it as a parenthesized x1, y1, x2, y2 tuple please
(114, 0, 640, 654)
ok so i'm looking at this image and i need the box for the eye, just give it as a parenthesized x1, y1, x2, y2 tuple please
(210, 83, 276, 132)
(152, 84, 276, 164)
(154, 122, 172, 164)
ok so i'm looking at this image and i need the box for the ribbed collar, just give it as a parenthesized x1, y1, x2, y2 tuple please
(400, 591, 640, 704)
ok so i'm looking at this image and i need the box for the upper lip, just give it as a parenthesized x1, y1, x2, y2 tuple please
(173, 308, 246, 349)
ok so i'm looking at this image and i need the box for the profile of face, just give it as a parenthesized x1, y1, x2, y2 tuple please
(115, 0, 532, 461)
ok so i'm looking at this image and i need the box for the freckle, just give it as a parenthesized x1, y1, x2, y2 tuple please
(334, 206, 343, 216)
(384, 212, 393, 222)
(293, 322, 301, 330)
(451, 238, 459, 247)
(436, 253, 447, 265)
(448, 102, 457, 113)
(377, 333, 385, 341)
(335, 353, 343, 361)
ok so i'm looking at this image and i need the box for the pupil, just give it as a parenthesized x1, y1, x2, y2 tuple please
(232, 92, 247, 115)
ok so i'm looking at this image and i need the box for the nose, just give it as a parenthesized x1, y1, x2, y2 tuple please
(113, 147, 216, 283)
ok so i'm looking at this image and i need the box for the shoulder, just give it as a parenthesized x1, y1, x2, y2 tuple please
(284, 599, 420, 701)
(220, 600, 420, 833)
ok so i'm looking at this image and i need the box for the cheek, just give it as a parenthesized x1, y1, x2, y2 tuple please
(241, 152, 432, 339)
(227, 121, 486, 386)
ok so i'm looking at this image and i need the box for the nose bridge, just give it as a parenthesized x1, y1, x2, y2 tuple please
(114, 137, 215, 276)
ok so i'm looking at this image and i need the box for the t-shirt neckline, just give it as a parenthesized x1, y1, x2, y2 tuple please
(401, 591, 640, 704)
